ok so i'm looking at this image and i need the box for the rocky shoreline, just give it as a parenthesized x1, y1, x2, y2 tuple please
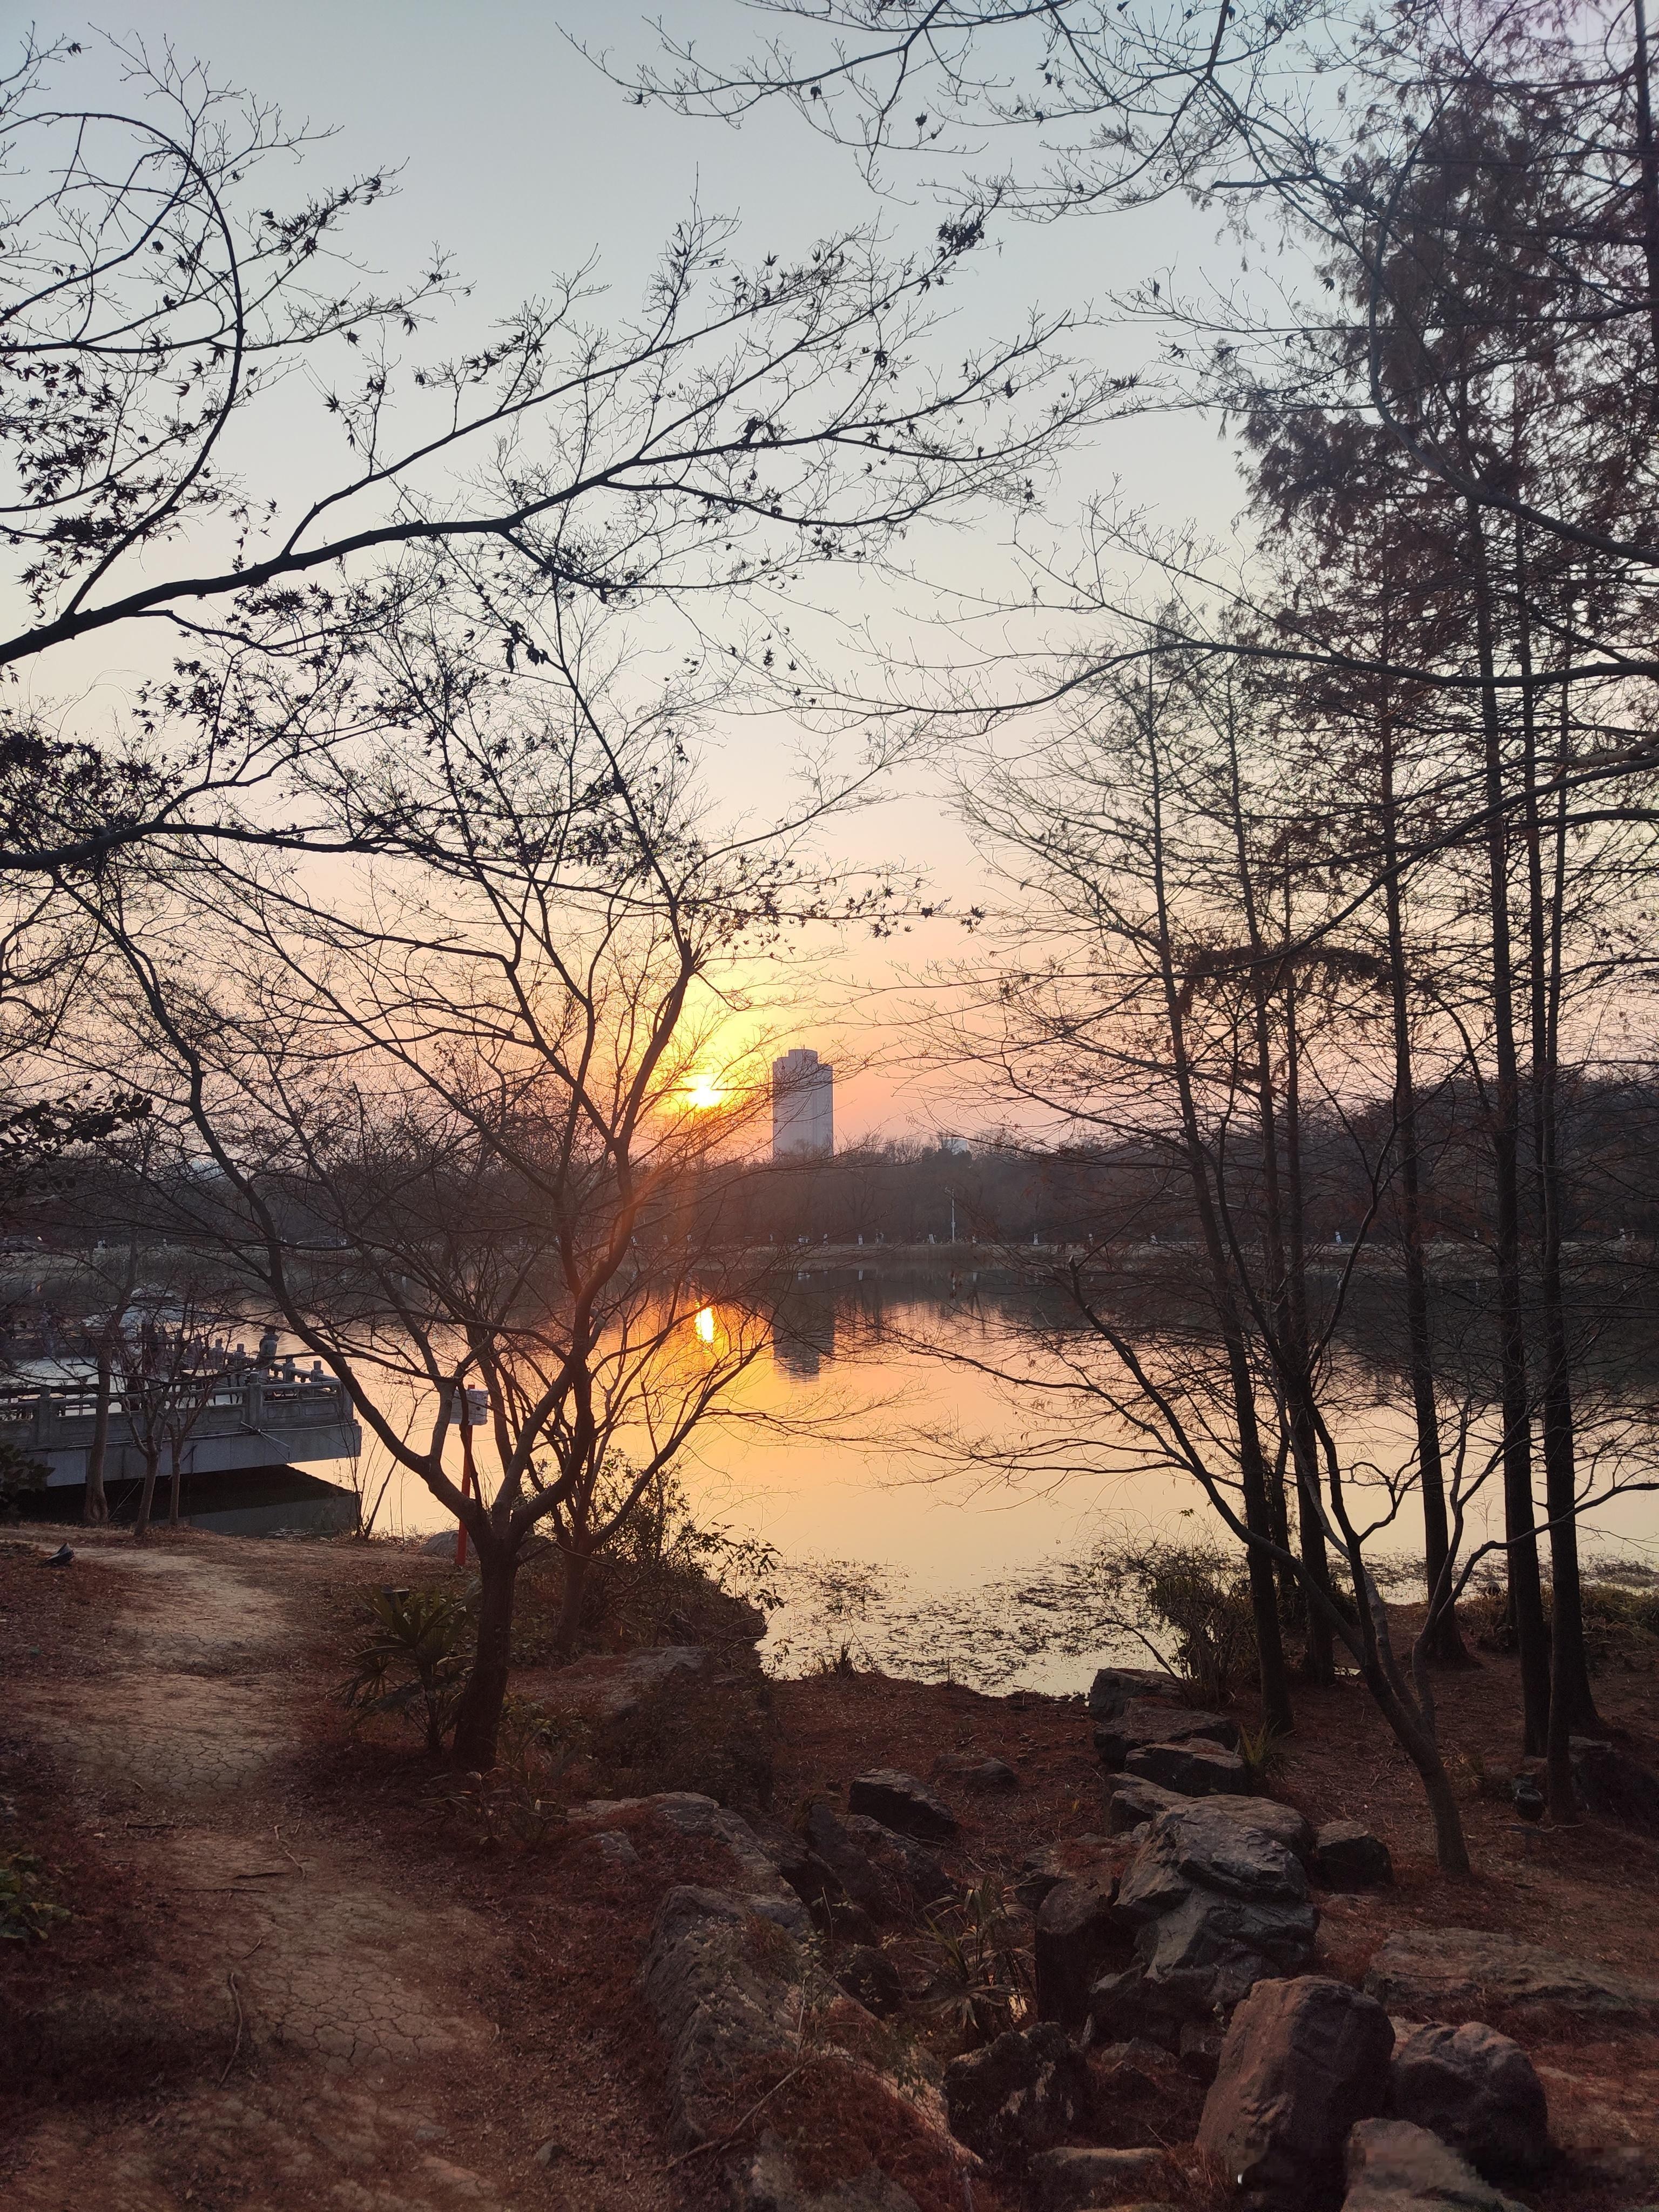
(532, 1644, 1659, 2212)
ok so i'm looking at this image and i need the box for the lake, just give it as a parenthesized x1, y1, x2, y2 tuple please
(327, 1270, 1659, 1691)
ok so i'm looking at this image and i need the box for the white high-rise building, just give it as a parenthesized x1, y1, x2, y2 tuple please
(772, 1047, 833, 1160)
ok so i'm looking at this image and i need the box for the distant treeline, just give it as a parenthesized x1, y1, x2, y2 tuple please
(687, 1072, 1659, 1253)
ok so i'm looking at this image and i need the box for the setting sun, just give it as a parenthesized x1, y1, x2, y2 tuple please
(694, 1305, 716, 1345)
(684, 1075, 725, 1111)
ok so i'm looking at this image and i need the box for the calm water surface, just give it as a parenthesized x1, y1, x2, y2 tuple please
(333, 1276, 1659, 1691)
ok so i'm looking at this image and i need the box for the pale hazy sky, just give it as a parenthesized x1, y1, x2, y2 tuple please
(43, 4, 1259, 1137)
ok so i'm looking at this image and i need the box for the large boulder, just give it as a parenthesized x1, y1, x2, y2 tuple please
(847, 1769, 958, 1840)
(1091, 1807, 1318, 2046)
(1096, 1701, 1239, 1771)
(1388, 2023, 1549, 2179)
(800, 1802, 953, 1923)
(942, 2021, 1091, 2172)
(1118, 1804, 1312, 1913)
(1125, 1738, 1249, 1797)
(1035, 1878, 1129, 2026)
(1088, 1666, 1189, 1722)
(1197, 1977, 1394, 2208)
(1138, 1885, 1318, 1985)
(1570, 1738, 1659, 1833)
(1341, 2119, 1530, 2212)
(643, 1885, 808, 2147)
(544, 1644, 709, 1725)
(1107, 1781, 1314, 1862)
(1364, 1927, 1659, 2023)
(1312, 1822, 1394, 1890)
(1028, 2146, 1176, 2210)
(574, 1792, 808, 1930)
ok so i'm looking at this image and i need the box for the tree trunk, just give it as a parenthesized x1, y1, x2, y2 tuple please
(83, 1352, 112, 1526)
(1281, 970, 1336, 1687)
(132, 1446, 161, 1542)
(166, 1448, 183, 1528)
(1469, 503, 1550, 1754)
(450, 1541, 521, 1771)
(1142, 697, 1293, 1735)
(1379, 702, 1468, 1664)
(1516, 549, 1600, 1758)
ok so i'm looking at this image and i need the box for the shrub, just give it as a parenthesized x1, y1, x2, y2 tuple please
(1085, 1537, 1259, 1704)
(0, 1440, 48, 1522)
(341, 1584, 473, 1753)
(512, 1469, 780, 1662)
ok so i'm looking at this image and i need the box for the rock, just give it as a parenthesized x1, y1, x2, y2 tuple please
(1017, 1835, 1127, 1910)
(421, 1530, 458, 1556)
(1096, 1701, 1240, 1771)
(1179, 2019, 1224, 2083)
(847, 1769, 958, 1840)
(741, 2136, 922, 2211)
(1197, 1975, 1394, 2209)
(1088, 1667, 1189, 1722)
(802, 1803, 953, 1923)
(1028, 2145, 1176, 2210)
(1108, 1782, 1314, 1862)
(1094, 1805, 1318, 2042)
(1364, 1927, 1659, 2023)
(942, 2021, 1091, 2172)
(1342, 2119, 1530, 2212)
(572, 1793, 807, 1930)
(1137, 1884, 1318, 1988)
(935, 1752, 1020, 1792)
(1120, 1805, 1311, 1913)
(543, 1644, 709, 1725)
(1036, 1878, 1128, 2026)
(1107, 1776, 1181, 1835)
(1570, 1738, 1659, 1833)
(642, 1885, 808, 2147)
(578, 1828, 639, 1870)
(1125, 1738, 1249, 1796)
(1313, 1821, 1394, 1890)
(644, 1880, 939, 2209)
(653, 1795, 809, 1931)
(834, 1945, 906, 2018)
(1388, 2023, 1549, 2178)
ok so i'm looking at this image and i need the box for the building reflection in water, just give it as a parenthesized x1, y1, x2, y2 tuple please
(771, 1291, 837, 1380)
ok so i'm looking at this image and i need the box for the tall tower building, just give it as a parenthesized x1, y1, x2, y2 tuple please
(772, 1047, 833, 1161)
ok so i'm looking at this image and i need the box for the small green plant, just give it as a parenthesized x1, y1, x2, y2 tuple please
(1236, 1718, 1289, 1792)
(431, 1700, 595, 1849)
(919, 1878, 1032, 2048)
(341, 1584, 473, 1754)
(0, 1851, 69, 1941)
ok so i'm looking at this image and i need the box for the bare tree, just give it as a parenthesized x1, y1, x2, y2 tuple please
(79, 620, 890, 1766)
(942, 640, 1644, 1870)
(0, 30, 1107, 881)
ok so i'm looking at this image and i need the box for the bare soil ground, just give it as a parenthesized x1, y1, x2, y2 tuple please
(3, 1529, 1658, 2209)
(0, 1530, 685, 2212)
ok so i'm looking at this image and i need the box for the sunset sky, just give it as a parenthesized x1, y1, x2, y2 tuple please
(51, 4, 1270, 1138)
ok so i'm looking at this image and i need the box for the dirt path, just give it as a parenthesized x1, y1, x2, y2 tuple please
(2, 1534, 671, 2212)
